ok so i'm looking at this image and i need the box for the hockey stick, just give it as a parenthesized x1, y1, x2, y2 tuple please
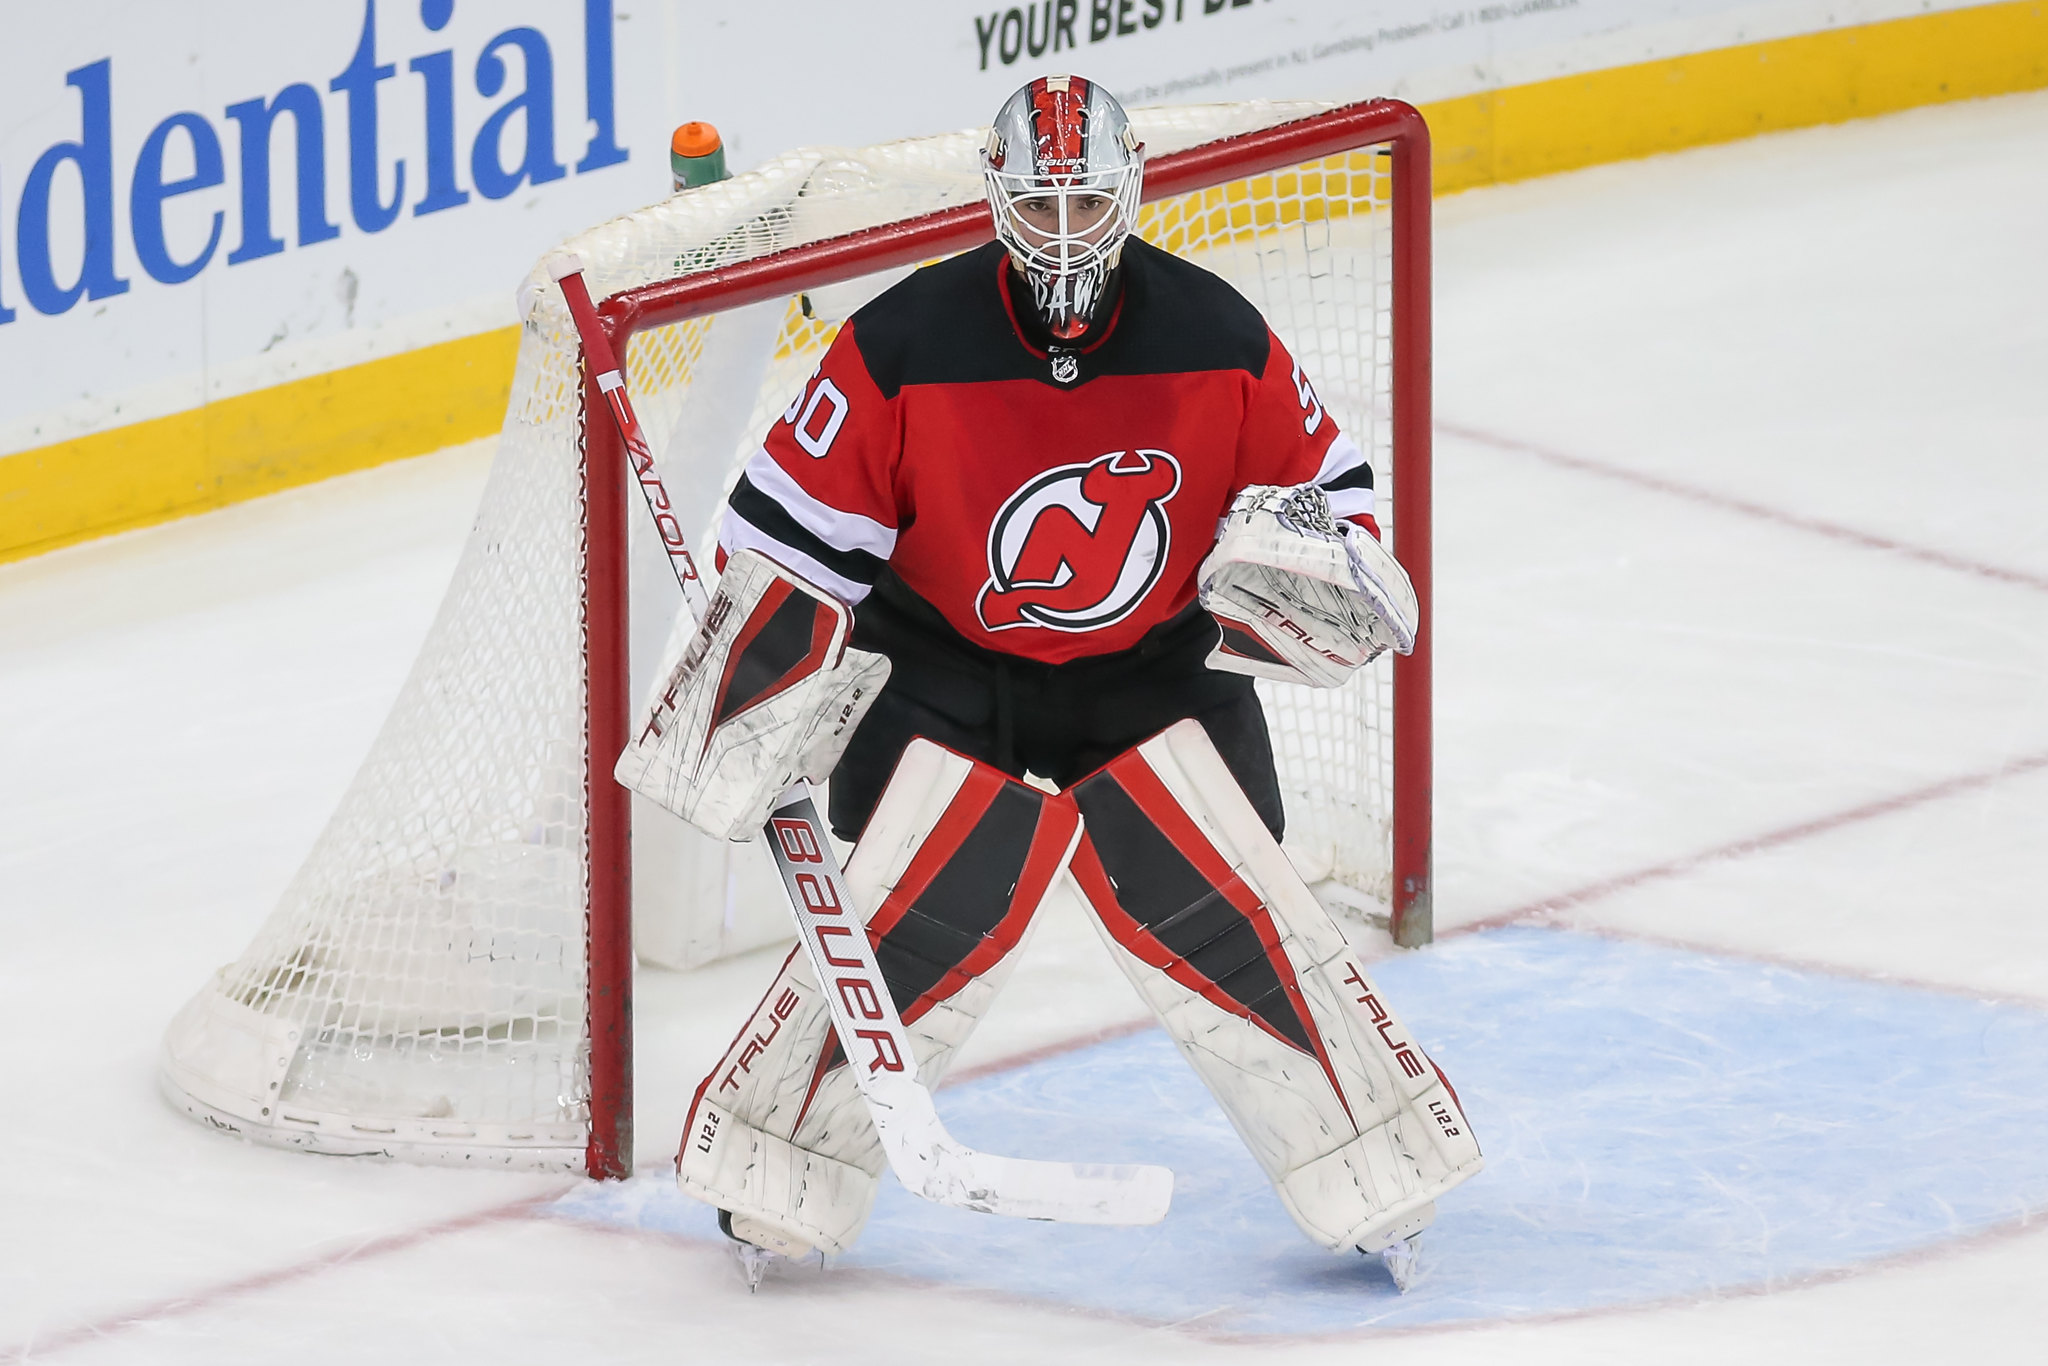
(547, 253, 1172, 1226)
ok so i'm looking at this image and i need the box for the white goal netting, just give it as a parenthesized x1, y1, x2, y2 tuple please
(160, 100, 1404, 1172)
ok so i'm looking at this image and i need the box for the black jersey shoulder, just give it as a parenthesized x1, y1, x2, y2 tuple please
(850, 239, 1272, 398)
(848, 244, 1016, 399)
(1094, 239, 1271, 380)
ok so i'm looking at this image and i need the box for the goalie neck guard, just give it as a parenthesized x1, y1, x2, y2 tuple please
(982, 75, 1144, 341)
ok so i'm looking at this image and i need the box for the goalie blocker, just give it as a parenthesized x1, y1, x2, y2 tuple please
(679, 721, 1479, 1260)
(616, 548, 890, 842)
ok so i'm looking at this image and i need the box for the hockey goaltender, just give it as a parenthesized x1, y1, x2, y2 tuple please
(612, 75, 1482, 1290)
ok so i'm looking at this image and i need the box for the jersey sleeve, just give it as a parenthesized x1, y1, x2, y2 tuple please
(1235, 329, 1380, 538)
(717, 320, 900, 604)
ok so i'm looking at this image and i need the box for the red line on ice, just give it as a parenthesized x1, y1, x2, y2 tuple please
(1203, 1204, 2048, 1346)
(3, 1021, 1157, 1360)
(1440, 420, 2048, 594)
(1452, 747, 2048, 1005)
(1, 1194, 562, 1363)
(20, 754, 2048, 1353)
(942, 1017, 1156, 1088)
(1471, 747, 2048, 923)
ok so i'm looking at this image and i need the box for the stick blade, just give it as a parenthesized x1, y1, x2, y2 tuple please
(921, 1149, 1174, 1225)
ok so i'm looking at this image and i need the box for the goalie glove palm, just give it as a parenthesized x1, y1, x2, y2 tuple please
(1198, 484, 1418, 688)
(616, 550, 890, 842)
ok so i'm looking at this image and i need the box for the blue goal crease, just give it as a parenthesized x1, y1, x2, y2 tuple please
(548, 926, 2048, 1335)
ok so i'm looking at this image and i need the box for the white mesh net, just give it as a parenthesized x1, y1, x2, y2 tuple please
(160, 101, 1405, 1170)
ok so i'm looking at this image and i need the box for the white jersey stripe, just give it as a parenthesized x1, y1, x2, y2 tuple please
(719, 511, 875, 606)
(1325, 486, 1377, 524)
(1312, 428, 1371, 489)
(742, 446, 899, 559)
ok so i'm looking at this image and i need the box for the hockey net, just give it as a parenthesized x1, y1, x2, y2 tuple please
(160, 99, 1432, 1176)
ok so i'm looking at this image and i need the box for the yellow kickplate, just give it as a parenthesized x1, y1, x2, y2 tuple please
(0, 326, 519, 566)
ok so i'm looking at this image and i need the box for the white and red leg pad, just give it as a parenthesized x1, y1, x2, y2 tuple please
(677, 738, 1083, 1254)
(1065, 719, 1482, 1253)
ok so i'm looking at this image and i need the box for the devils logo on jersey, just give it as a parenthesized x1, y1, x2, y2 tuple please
(976, 449, 1181, 633)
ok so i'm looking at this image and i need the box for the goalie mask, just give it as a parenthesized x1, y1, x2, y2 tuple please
(983, 75, 1144, 341)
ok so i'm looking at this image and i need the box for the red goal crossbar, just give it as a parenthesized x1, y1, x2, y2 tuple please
(576, 99, 1434, 1179)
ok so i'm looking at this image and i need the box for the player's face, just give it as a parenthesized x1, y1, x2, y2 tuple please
(1010, 192, 1116, 247)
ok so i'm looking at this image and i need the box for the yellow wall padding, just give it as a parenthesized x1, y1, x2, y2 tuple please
(1422, 0, 2047, 193)
(0, 327, 518, 566)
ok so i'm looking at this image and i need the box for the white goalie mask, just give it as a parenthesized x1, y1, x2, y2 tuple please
(982, 75, 1144, 341)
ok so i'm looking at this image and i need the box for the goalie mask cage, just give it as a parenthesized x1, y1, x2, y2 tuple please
(160, 98, 1433, 1179)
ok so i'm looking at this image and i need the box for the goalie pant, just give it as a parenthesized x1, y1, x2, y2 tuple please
(677, 722, 1482, 1256)
(831, 570, 1287, 843)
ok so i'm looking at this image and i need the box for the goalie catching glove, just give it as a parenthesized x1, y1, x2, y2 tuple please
(616, 549, 890, 842)
(1198, 483, 1418, 688)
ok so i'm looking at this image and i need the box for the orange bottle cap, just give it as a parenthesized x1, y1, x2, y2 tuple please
(671, 122, 723, 159)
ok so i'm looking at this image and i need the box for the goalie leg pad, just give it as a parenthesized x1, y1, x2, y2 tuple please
(616, 549, 890, 842)
(1065, 719, 1481, 1253)
(677, 738, 1083, 1252)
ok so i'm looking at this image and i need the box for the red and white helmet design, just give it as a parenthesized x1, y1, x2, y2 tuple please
(982, 75, 1144, 341)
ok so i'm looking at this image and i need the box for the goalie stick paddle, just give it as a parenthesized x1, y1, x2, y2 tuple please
(546, 253, 1173, 1227)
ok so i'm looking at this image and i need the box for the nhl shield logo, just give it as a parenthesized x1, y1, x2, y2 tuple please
(976, 449, 1182, 632)
(1050, 352, 1080, 384)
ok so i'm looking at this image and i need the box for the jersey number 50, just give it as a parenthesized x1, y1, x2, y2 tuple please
(1290, 359, 1326, 436)
(783, 372, 851, 458)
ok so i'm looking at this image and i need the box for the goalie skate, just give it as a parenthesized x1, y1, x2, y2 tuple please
(1377, 1234, 1422, 1293)
(719, 1209, 812, 1292)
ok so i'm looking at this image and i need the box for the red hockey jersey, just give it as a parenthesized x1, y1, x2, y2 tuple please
(718, 239, 1375, 666)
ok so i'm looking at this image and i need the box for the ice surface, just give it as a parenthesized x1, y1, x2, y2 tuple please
(555, 929, 2048, 1336)
(6, 90, 2048, 1363)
